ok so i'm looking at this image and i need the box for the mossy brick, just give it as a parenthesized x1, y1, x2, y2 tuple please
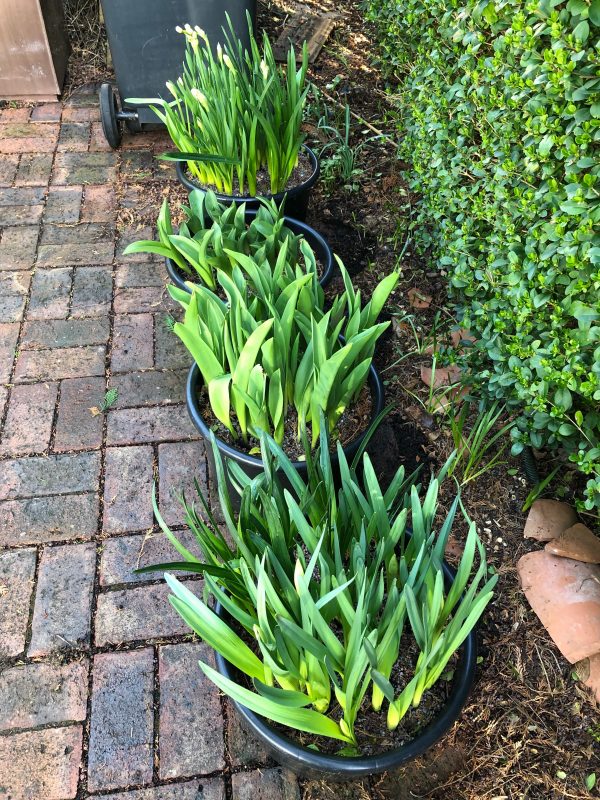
(21, 317, 109, 349)
(0, 321, 19, 381)
(0, 726, 83, 800)
(102, 445, 154, 533)
(0, 660, 88, 731)
(111, 313, 154, 372)
(87, 781, 225, 800)
(57, 122, 90, 152)
(54, 376, 105, 452)
(0, 270, 31, 322)
(30, 103, 62, 122)
(27, 267, 72, 320)
(0, 225, 39, 270)
(0, 548, 36, 658)
(98, 529, 199, 586)
(87, 649, 155, 792)
(28, 541, 96, 656)
(113, 285, 169, 314)
(115, 261, 168, 288)
(15, 153, 53, 186)
(0, 382, 58, 456)
(43, 186, 83, 223)
(14, 344, 106, 383)
(0, 492, 99, 546)
(109, 368, 188, 408)
(158, 440, 207, 527)
(0, 451, 101, 500)
(94, 580, 202, 646)
(70, 266, 113, 316)
(0, 153, 19, 186)
(106, 405, 198, 446)
(0, 122, 59, 153)
(231, 769, 299, 800)
(52, 152, 117, 185)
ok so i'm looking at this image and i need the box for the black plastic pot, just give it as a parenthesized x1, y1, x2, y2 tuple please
(186, 361, 385, 508)
(175, 145, 320, 222)
(166, 211, 334, 294)
(214, 558, 478, 780)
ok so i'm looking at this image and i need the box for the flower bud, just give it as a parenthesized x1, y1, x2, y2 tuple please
(191, 88, 209, 109)
(217, 42, 223, 61)
(175, 25, 183, 33)
(260, 59, 269, 80)
(223, 53, 235, 72)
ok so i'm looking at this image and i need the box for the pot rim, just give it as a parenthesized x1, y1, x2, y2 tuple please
(214, 557, 477, 777)
(175, 144, 320, 199)
(166, 210, 334, 293)
(186, 360, 385, 471)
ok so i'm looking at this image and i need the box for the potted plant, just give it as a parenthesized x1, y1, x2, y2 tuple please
(130, 17, 317, 220)
(123, 190, 334, 293)
(168, 260, 398, 496)
(140, 428, 495, 778)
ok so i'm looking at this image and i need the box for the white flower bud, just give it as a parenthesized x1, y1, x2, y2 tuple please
(175, 25, 183, 34)
(223, 53, 235, 71)
(165, 80, 177, 96)
(260, 59, 269, 80)
(217, 42, 223, 61)
(184, 23, 193, 32)
(191, 88, 208, 109)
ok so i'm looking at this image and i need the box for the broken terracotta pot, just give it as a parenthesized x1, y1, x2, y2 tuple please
(407, 288, 432, 309)
(545, 523, 600, 565)
(575, 653, 600, 704)
(517, 550, 600, 663)
(522, 499, 578, 542)
(420, 364, 461, 390)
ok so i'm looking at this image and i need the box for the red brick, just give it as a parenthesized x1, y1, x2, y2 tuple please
(40, 221, 113, 246)
(54, 376, 105, 452)
(14, 344, 106, 383)
(0, 224, 39, 270)
(106, 405, 198, 446)
(0, 122, 59, 153)
(227, 697, 270, 766)
(110, 369, 187, 408)
(26, 267, 72, 320)
(87, 649, 154, 792)
(0, 153, 19, 186)
(159, 642, 225, 778)
(0, 321, 19, 381)
(231, 768, 299, 800)
(30, 103, 62, 122)
(94, 580, 201, 646)
(0, 381, 58, 455)
(0, 385, 7, 420)
(15, 153, 53, 186)
(0, 548, 36, 658)
(0, 451, 100, 500)
(57, 122, 91, 152)
(70, 265, 113, 317)
(62, 105, 100, 122)
(0, 106, 31, 122)
(28, 541, 96, 656)
(111, 313, 154, 372)
(0, 186, 46, 208)
(114, 285, 169, 314)
(0, 659, 88, 731)
(0, 726, 82, 800)
(103, 445, 154, 533)
(158, 440, 207, 526)
(89, 122, 114, 152)
(87, 780, 225, 800)
(0, 270, 31, 322)
(21, 317, 109, 349)
(99, 529, 199, 586)
(115, 261, 168, 288)
(0, 492, 98, 546)
(44, 185, 83, 223)
(81, 183, 116, 221)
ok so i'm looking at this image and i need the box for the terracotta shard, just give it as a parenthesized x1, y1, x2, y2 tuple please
(575, 652, 600, 703)
(517, 550, 600, 663)
(420, 364, 461, 389)
(408, 288, 432, 309)
(523, 499, 578, 542)
(545, 523, 600, 564)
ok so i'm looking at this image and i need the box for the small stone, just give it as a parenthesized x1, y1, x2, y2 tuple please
(523, 500, 578, 542)
(517, 550, 600, 663)
(545, 523, 600, 564)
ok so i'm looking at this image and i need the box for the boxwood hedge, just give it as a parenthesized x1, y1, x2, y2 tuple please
(364, 0, 600, 510)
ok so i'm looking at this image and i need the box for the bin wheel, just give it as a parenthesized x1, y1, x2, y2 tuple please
(100, 83, 122, 149)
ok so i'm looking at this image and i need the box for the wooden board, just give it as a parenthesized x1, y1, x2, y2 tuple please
(273, 13, 338, 63)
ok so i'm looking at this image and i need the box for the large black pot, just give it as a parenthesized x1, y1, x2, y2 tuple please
(175, 145, 319, 222)
(186, 361, 385, 508)
(214, 558, 478, 780)
(166, 211, 334, 294)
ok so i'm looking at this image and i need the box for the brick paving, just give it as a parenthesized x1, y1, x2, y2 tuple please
(0, 91, 297, 800)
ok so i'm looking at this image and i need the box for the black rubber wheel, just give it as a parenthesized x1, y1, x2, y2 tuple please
(99, 83, 122, 149)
